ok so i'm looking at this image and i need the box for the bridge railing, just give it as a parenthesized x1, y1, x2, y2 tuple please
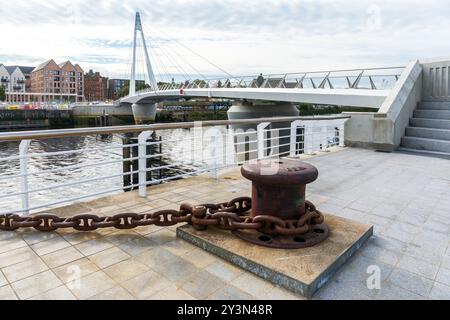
(0, 115, 350, 216)
(135, 66, 405, 95)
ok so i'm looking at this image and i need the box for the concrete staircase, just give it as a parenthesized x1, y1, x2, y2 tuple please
(401, 102, 450, 154)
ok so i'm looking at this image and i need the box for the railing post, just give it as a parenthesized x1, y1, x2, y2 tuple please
(290, 120, 302, 157)
(304, 121, 314, 155)
(19, 140, 31, 216)
(208, 134, 218, 180)
(121, 134, 132, 192)
(138, 131, 152, 198)
(257, 122, 271, 160)
(338, 119, 346, 147)
(321, 123, 329, 151)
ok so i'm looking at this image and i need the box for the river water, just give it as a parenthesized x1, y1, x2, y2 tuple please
(0, 126, 237, 215)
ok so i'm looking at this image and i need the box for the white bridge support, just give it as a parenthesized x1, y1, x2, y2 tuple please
(132, 103, 157, 124)
(129, 12, 159, 124)
(130, 12, 157, 95)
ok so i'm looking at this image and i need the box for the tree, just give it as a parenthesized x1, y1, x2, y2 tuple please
(117, 82, 151, 98)
(0, 86, 5, 102)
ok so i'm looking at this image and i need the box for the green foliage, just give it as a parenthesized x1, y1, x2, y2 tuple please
(155, 111, 175, 123)
(297, 103, 378, 116)
(0, 86, 5, 101)
(298, 103, 341, 116)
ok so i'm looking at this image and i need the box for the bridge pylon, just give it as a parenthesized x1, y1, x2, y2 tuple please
(130, 12, 158, 95)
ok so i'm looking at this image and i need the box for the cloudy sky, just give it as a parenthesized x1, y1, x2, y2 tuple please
(0, 0, 449, 81)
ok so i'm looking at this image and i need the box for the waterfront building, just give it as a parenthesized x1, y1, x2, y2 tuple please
(0, 64, 9, 93)
(0, 64, 34, 94)
(84, 70, 109, 101)
(30, 59, 84, 102)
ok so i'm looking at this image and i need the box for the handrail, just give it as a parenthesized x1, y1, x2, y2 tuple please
(127, 66, 405, 97)
(158, 66, 406, 84)
(0, 115, 351, 141)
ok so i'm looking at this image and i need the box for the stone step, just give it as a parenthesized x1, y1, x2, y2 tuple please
(418, 101, 450, 110)
(405, 127, 450, 141)
(410, 118, 450, 130)
(398, 147, 450, 158)
(413, 110, 450, 120)
(401, 136, 450, 153)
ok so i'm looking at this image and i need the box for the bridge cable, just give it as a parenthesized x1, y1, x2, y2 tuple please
(146, 24, 234, 79)
(147, 32, 207, 81)
(146, 34, 194, 83)
(142, 22, 212, 80)
(145, 33, 192, 83)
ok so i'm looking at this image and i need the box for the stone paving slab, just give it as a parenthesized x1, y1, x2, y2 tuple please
(177, 214, 373, 298)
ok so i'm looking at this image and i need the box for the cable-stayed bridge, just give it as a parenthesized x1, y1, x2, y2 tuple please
(117, 12, 449, 154)
(118, 12, 403, 122)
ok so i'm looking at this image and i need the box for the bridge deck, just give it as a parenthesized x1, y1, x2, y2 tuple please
(1, 148, 450, 300)
(122, 88, 389, 109)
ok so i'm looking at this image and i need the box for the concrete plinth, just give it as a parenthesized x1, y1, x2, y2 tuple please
(131, 103, 157, 124)
(177, 214, 373, 298)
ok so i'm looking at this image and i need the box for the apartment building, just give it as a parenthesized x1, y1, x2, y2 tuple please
(30, 59, 84, 102)
(0, 64, 34, 93)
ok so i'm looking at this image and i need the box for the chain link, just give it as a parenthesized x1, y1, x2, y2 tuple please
(0, 197, 324, 236)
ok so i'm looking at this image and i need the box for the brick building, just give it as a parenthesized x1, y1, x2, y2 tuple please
(84, 70, 109, 101)
(30, 59, 84, 102)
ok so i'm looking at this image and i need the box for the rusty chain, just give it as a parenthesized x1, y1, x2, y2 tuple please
(0, 197, 324, 236)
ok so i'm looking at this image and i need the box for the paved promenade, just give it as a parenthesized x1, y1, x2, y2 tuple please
(1, 148, 450, 300)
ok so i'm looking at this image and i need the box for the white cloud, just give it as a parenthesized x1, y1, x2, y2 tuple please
(0, 0, 449, 80)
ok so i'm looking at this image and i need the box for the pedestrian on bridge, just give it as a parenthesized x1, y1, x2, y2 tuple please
(257, 73, 264, 87)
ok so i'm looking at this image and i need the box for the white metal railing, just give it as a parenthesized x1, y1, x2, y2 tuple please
(0, 115, 349, 216)
(134, 66, 405, 95)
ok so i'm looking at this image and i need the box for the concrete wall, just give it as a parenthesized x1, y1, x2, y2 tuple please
(421, 58, 450, 102)
(343, 112, 377, 149)
(72, 103, 133, 116)
(344, 60, 423, 151)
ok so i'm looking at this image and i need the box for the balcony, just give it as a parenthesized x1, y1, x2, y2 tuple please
(16, 79, 25, 84)
(1, 78, 9, 83)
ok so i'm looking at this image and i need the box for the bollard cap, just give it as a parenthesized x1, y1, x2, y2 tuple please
(241, 159, 318, 186)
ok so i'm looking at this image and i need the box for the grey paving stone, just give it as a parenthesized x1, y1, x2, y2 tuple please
(382, 222, 421, 243)
(388, 268, 433, 297)
(151, 256, 199, 283)
(360, 243, 402, 266)
(429, 282, 450, 300)
(397, 255, 440, 280)
(181, 271, 227, 299)
(314, 277, 373, 300)
(376, 281, 428, 300)
(205, 261, 243, 283)
(206, 285, 253, 300)
(436, 267, 450, 287)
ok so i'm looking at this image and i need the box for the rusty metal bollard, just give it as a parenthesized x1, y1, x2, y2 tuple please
(236, 158, 329, 249)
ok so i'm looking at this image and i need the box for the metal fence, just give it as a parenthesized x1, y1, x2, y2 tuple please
(0, 115, 350, 216)
(136, 66, 405, 93)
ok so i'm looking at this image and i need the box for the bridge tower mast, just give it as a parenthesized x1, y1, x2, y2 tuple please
(130, 12, 158, 95)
